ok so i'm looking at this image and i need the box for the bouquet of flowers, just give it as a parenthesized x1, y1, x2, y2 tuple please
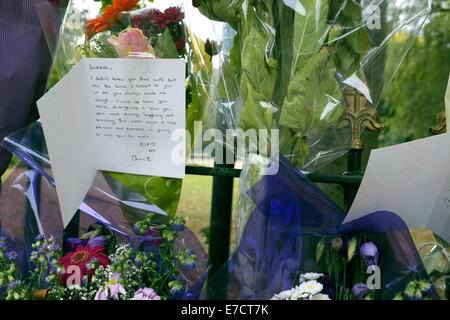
(205, 156, 446, 300)
(271, 273, 331, 300)
(37, 0, 221, 218)
(0, 214, 205, 300)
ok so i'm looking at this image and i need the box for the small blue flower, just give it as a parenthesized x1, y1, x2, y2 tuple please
(170, 217, 185, 232)
(8, 280, 20, 289)
(7, 251, 18, 260)
(52, 243, 60, 251)
(36, 234, 45, 240)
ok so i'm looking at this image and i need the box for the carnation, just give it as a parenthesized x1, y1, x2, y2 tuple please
(297, 280, 323, 295)
(299, 272, 324, 283)
(309, 293, 331, 300)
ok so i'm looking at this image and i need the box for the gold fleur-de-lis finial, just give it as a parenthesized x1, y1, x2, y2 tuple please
(429, 111, 447, 134)
(334, 82, 385, 150)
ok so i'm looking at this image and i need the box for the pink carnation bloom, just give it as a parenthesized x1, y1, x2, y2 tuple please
(130, 288, 161, 300)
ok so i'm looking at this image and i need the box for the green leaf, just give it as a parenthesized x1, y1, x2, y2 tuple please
(240, 28, 277, 101)
(105, 172, 182, 217)
(239, 82, 274, 132)
(154, 29, 179, 59)
(334, 41, 358, 72)
(279, 49, 342, 133)
(345, 28, 369, 55)
(329, 0, 363, 27)
(291, 0, 329, 75)
(229, 33, 241, 82)
(196, 0, 242, 30)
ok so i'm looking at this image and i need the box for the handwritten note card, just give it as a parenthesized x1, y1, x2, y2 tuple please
(343, 132, 450, 242)
(37, 58, 186, 227)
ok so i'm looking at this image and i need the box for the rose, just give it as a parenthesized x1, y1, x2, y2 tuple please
(107, 28, 155, 58)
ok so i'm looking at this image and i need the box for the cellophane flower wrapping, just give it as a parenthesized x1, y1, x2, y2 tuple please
(0, 0, 442, 300)
(219, 0, 432, 249)
(0, 0, 227, 299)
(205, 155, 444, 300)
(0, 122, 209, 299)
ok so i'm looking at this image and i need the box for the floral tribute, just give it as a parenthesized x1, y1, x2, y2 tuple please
(0, 215, 197, 300)
(271, 234, 436, 300)
(83, 2, 186, 58)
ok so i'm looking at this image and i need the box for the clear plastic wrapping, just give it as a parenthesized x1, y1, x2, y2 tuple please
(205, 155, 445, 300)
(195, 0, 431, 170)
(0, 0, 438, 300)
(0, 122, 209, 298)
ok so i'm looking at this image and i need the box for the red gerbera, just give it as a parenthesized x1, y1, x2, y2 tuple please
(58, 244, 110, 284)
(85, 0, 139, 40)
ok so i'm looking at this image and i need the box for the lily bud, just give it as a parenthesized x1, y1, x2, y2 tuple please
(331, 237, 343, 251)
(315, 238, 325, 264)
(347, 236, 357, 262)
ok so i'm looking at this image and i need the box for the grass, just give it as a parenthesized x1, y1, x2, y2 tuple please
(0, 156, 19, 184)
(177, 174, 240, 252)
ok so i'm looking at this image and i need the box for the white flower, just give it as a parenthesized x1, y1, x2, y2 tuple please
(299, 272, 324, 283)
(290, 288, 309, 300)
(298, 280, 323, 295)
(271, 289, 293, 300)
(309, 293, 331, 300)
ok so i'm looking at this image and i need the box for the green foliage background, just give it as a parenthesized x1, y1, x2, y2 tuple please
(378, 11, 450, 147)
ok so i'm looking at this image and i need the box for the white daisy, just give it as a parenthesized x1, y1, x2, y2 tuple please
(299, 272, 324, 283)
(298, 280, 323, 295)
(290, 288, 309, 300)
(309, 293, 331, 300)
(271, 289, 293, 300)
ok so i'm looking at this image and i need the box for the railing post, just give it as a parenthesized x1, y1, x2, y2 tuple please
(344, 149, 363, 212)
(206, 161, 234, 299)
(206, 119, 235, 299)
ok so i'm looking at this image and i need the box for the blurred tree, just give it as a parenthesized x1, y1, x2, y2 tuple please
(378, 11, 450, 146)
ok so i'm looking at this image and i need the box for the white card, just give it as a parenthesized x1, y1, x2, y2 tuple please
(343, 133, 450, 242)
(38, 58, 186, 227)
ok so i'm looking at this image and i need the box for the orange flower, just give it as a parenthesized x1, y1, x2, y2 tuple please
(85, 0, 140, 40)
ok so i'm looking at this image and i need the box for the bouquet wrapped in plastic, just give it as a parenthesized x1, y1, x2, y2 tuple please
(0, 0, 221, 300)
(0, 0, 445, 301)
(195, 0, 431, 170)
(0, 127, 209, 300)
(205, 155, 448, 300)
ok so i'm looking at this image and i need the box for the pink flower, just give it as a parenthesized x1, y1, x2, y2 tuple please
(130, 288, 161, 300)
(58, 244, 110, 285)
(131, 8, 162, 30)
(94, 272, 127, 300)
(175, 37, 185, 52)
(107, 28, 155, 58)
(150, 6, 184, 30)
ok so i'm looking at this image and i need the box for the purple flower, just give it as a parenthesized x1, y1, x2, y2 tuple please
(66, 236, 106, 251)
(7, 251, 18, 260)
(360, 242, 379, 266)
(143, 228, 162, 246)
(38, 246, 47, 254)
(8, 280, 20, 289)
(353, 283, 370, 299)
(170, 217, 185, 232)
